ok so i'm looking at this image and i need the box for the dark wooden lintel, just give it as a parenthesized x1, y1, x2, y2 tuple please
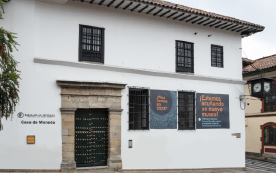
(186, 16, 198, 23)
(123, 2, 133, 10)
(197, 18, 210, 25)
(180, 14, 191, 21)
(192, 17, 204, 24)
(160, 10, 171, 17)
(115, 0, 125, 9)
(138, 5, 149, 13)
(131, 4, 140, 11)
(99, 0, 105, 5)
(167, 11, 178, 19)
(210, 21, 221, 27)
(203, 20, 216, 26)
(146, 7, 156, 14)
(153, 8, 163, 16)
(173, 13, 184, 20)
(215, 22, 228, 28)
(107, 0, 116, 7)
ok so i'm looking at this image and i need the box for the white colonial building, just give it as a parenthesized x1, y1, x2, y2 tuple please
(0, 0, 264, 171)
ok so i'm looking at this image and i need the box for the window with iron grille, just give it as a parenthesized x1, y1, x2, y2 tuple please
(128, 88, 149, 130)
(178, 91, 195, 130)
(79, 25, 104, 63)
(211, 45, 223, 68)
(176, 41, 194, 73)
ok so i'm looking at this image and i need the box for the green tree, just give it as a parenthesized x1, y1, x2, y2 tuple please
(0, 0, 20, 130)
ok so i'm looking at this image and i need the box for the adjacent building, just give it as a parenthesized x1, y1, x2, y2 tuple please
(0, 0, 264, 171)
(243, 55, 276, 158)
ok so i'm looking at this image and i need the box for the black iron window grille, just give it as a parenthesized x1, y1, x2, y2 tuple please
(128, 87, 150, 130)
(211, 45, 223, 68)
(79, 25, 104, 63)
(178, 91, 195, 130)
(176, 41, 194, 73)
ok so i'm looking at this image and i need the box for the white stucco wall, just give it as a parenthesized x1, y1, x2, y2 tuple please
(0, 0, 245, 170)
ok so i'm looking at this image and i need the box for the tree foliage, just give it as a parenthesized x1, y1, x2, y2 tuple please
(0, 0, 20, 130)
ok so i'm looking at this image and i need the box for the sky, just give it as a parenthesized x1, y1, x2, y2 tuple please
(168, 0, 276, 60)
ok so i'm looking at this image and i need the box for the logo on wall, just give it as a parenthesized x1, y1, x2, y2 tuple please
(196, 93, 229, 129)
(150, 90, 177, 129)
(17, 112, 56, 125)
(17, 112, 24, 118)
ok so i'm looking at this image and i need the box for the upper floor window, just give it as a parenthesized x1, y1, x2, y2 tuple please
(176, 41, 194, 73)
(178, 91, 195, 130)
(79, 25, 104, 63)
(211, 45, 223, 68)
(128, 88, 149, 130)
(265, 96, 276, 112)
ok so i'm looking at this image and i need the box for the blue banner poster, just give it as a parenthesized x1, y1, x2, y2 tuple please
(150, 90, 177, 129)
(196, 93, 229, 129)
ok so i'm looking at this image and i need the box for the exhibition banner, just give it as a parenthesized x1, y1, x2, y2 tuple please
(196, 93, 229, 129)
(150, 90, 177, 129)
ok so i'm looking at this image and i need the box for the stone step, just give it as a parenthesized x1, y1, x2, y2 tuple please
(76, 166, 110, 172)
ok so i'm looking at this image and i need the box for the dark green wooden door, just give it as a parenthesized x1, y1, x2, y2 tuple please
(75, 109, 108, 167)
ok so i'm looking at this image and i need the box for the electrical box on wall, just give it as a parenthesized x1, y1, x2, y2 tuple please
(27, 136, 35, 144)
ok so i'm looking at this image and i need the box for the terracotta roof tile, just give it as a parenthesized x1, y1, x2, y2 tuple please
(243, 55, 276, 73)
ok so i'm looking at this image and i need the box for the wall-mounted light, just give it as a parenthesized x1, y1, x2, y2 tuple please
(128, 140, 132, 148)
(194, 32, 198, 35)
(208, 34, 212, 37)
(27, 136, 35, 144)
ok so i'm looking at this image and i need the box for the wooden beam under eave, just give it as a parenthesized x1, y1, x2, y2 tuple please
(197, 18, 210, 25)
(115, 0, 124, 8)
(99, 0, 105, 5)
(209, 21, 221, 27)
(153, 8, 163, 16)
(179, 14, 191, 21)
(203, 20, 216, 26)
(107, 0, 116, 7)
(215, 22, 228, 28)
(167, 11, 178, 19)
(123, 2, 133, 10)
(186, 16, 198, 23)
(160, 10, 171, 17)
(138, 5, 148, 13)
(221, 23, 233, 29)
(146, 7, 156, 14)
(173, 13, 184, 20)
(232, 25, 243, 31)
(131, 4, 141, 12)
(226, 24, 239, 30)
(192, 17, 204, 24)
(236, 26, 249, 32)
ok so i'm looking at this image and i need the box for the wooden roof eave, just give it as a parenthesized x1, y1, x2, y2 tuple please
(77, 0, 265, 36)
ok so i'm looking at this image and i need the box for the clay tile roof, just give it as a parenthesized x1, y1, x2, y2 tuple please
(243, 55, 276, 73)
(131, 0, 265, 29)
(242, 58, 254, 64)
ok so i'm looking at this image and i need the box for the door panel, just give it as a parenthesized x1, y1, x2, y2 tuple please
(75, 109, 108, 167)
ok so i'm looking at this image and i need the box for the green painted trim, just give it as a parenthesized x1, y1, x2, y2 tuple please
(243, 66, 276, 77)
